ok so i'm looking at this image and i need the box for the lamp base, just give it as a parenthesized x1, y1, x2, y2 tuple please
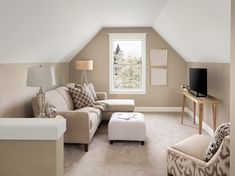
(37, 87, 46, 118)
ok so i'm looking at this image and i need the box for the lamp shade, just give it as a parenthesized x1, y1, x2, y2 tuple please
(75, 60, 93, 70)
(26, 66, 56, 88)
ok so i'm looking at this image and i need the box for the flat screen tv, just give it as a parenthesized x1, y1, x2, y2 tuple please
(189, 68, 207, 97)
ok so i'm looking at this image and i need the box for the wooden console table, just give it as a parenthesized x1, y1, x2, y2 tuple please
(181, 90, 220, 134)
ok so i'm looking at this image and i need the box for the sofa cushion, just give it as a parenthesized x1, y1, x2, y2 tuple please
(45, 89, 71, 111)
(172, 134, 210, 160)
(75, 106, 102, 117)
(204, 122, 230, 162)
(75, 107, 101, 130)
(56, 86, 74, 110)
(98, 99, 135, 112)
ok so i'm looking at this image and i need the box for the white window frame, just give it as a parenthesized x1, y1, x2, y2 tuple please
(109, 33, 146, 94)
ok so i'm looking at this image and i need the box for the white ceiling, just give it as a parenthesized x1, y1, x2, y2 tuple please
(153, 0, 231, 63)
(84, 0, 168, 27)
(0, 0, 102, 63)
(0, 0, 231, 63)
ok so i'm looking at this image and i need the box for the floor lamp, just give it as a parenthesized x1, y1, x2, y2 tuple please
(75, 60, 93, 84)
(26, 66, 56, 118)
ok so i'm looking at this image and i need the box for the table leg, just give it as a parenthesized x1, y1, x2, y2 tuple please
(199, 104, 203, 134)
(181, 95, 186, 124)
(193, 102, 196, 125)
(212, 104, 217, 132)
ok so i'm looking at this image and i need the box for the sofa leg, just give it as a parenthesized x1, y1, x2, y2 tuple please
(167, 173, 173, 176)
(110, 140, 113, 145)
(141, 141, 145, 145)
(84, 144, 88, 152)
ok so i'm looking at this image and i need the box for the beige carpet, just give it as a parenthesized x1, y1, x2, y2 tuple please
(64, 112, 209, 176)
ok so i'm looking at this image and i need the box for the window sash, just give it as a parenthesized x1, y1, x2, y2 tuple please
(109, 33, 146, 94)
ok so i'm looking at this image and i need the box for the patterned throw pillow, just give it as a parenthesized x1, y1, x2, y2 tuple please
(68, 86, 94, 109)
(45, 103, 57, 118)
(204, 122, 230, 162)
(87, 83, 98, 101)
(75, 83, 97, 101)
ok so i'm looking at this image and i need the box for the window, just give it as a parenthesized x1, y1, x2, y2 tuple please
(109, 33, 146, 94)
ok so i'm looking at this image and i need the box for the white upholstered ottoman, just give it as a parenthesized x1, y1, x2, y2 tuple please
(108, 112, 146, 145)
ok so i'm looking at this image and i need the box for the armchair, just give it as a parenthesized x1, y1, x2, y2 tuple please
(167, 134, 230, 176)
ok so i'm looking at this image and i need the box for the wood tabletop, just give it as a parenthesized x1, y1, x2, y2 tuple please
(181, 89, 221, 104)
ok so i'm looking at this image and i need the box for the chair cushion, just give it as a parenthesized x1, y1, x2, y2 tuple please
(204, 122, 230, 162)
(172, 134, 210, 160)
(98, 99, 135, 112)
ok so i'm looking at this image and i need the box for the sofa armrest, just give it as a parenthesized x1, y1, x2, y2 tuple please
(167, 148, 207, 166)
(96, 92, 107, 100)
(57, 111, 90, 144)
(206, 136, 230, 167)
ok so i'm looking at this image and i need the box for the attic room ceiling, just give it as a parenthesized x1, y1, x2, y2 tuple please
(84, 0, 168, 27)
(0, 0, 231, 63)
(153, 0, 231, 63)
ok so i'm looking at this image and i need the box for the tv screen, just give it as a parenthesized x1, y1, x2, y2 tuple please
(189, 68, 207, 97)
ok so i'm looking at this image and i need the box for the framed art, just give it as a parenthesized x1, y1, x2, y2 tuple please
(150, 68, 167, 86)
(150, 49, 167, 66)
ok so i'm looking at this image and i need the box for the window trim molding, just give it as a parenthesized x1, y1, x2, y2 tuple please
(109, 33, 146, 95)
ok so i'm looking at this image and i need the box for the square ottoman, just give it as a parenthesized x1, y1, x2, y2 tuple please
(108, 112, 146, 145)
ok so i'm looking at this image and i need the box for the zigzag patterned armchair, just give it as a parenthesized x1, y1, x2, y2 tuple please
(167, 134, 230, 176)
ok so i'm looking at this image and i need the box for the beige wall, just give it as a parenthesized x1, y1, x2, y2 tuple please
(186, 63, 230, 128)
(70, 28, 187, 107)
(230, 0, 235, 175)
(0, 63, 69, 117)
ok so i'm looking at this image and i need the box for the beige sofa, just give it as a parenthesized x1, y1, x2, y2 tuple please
(32, 83, 135, 152)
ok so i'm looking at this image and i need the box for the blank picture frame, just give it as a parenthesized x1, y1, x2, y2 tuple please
(151, 68, 167, 85)
(150, 49, 167, 66)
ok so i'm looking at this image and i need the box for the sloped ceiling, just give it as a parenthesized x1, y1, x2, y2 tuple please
(0, 0, 102, 63)
(84, 0, 168, 27)
(0, 0, 231, 63)
(153, 0, 231, 63)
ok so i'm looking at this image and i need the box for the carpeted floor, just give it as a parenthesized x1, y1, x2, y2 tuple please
(64, 112, 209, 176)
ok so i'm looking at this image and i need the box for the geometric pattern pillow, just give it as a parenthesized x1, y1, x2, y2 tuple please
(87, 83, 98, 101)
(68, 86, 94, 109)
(204, 122, 230, 162)
(75, 83, 98, 101)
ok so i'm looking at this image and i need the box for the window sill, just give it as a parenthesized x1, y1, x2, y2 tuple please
(109, 90, 146, 95)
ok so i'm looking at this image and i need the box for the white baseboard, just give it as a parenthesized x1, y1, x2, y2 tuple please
(134, 106, 213, 136)
(135, 107, 182, 112)
(185, 107, 213, 136)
